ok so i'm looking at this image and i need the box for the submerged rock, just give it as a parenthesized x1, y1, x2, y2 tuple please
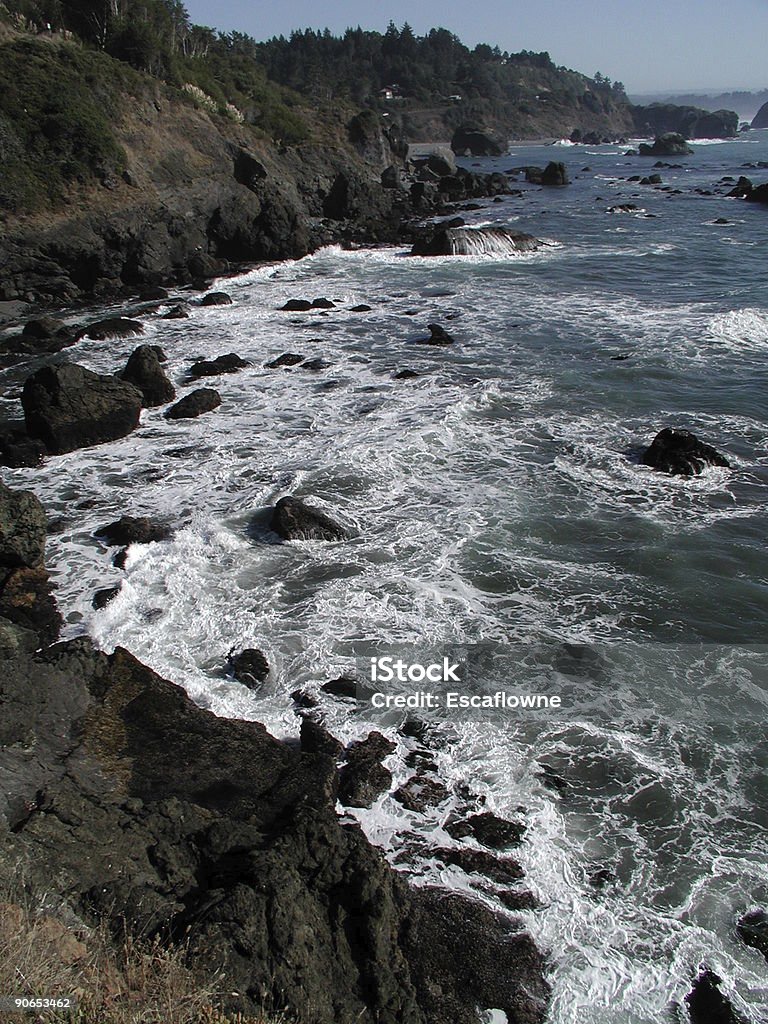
(270, 495, 347, 542)
(641, 428, 730, 476)
(411, 226, 541, 257)
(165, 388, 221, 420)
(22, 364, 143, 455)
(120, 345, 176, 407)
(92, 585, 121, 610)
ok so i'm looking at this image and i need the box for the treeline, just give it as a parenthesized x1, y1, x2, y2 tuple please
(255, 22, 626, 107)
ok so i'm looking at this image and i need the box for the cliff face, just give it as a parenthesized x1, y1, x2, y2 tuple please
(0, 37, 410, 310)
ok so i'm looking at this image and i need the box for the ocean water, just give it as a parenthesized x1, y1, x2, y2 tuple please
(2, 136, 768, 1022)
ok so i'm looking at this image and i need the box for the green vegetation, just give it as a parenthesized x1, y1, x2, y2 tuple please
(0, 37, 130, 211)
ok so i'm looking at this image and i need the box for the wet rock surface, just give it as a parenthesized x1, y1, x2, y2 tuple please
(270, 495, 347, 541)
(641, 428, 730, 476)
(0, 486, 549, 1024)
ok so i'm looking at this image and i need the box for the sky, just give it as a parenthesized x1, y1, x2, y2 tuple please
(182, 0, 768, 94)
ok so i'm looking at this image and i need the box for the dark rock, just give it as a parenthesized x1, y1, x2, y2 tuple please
(189, 353, 248, 379)
(737, 908, 768, 961)
(139, 286, 168, 301)
(451, 124, 505, 156)
(713, 218, 730, 225)
(227, 647, 270, 688)
(608, 204, 638, 213)
(0, 566, 60, 645)
(120, 345, 176, 407)
(322, 676, 358, 699)
(300, 718, 345, 758)
(200, 292, 232, 307)
(0, 427, 47, 468)
(411, 225, 541, 257)
(746, 182, 768, 205)
(498, 890, 541, 911)
(112, 547, 129, 569)
(685, 969, 746, 1024)
(338, 731, 396, 807)
(403, 888, 549, 1024)
(540, 161, 569, 186)
(76, 317, 144, 341)
(265, 353, 304, 368)
(161, 304, 190, 319)
(271, 496, 346, 542)
(416, 323, 454, 346)
(165, 388, 221, 420)
(92, 585, 121, 610)
(435, 846, 524, 884)
(311, 297, 335, 309)
(445, 812, 525, 848)
(641, 428, 730, 476)
(350, 304, 372, 312)
(301, 357, 331, 371)
(0, 483, 59, 642)
(588, 867, 616, 888)
(22, 364, 143, 455)
(393, 775, 450, 812)
(394, 369, 420, 380)
(22, 317, 66, 339)
(381, 165, 402, 189)
(94, 517, 171, 547)
(751, 101, 768, 129)
(640, 173, 662, 185)
(281, 299, 313, 311)
(0, 476, 550, 1024)
(638, 133, 694, 157)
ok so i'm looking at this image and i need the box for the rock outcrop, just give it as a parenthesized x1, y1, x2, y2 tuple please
(22, 364, 143, 455)
(411, 226, 542, 257)
(751, 101, 768, 130)
(641, 428, 730, 477)
(270, 495, 347, 542)
(451, 124, 506, 156)
(0, 482, 550, 1024)
(638, 133, 694, 157)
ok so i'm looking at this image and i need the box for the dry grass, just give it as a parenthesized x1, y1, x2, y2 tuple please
(0, 889, 287, 1024)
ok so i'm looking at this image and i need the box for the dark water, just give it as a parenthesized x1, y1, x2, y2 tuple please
(2, 134, 768, 1022)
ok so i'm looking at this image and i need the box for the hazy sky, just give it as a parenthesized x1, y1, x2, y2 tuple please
(182, 0, 767, 93)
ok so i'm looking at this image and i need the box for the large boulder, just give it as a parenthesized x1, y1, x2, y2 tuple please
(411, 225, 541, 257)
(638, 133, 693, 156)
(338, 731, 396, 808)
(751, 101, 768, 130)
(164, 388, 221, 420)
(641, 428, 730, 476)
(745, 182, 768, 205)
(270, 495, 347, 541)
(120, 345, 176, 407)
(22, 364, 143, 454)
(451, 124, 506, 156)
(75, 317, 144, 342)
(540, 161, 569, 186)
(0, 483, 60, 644)
(0, 482, 47, 571)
